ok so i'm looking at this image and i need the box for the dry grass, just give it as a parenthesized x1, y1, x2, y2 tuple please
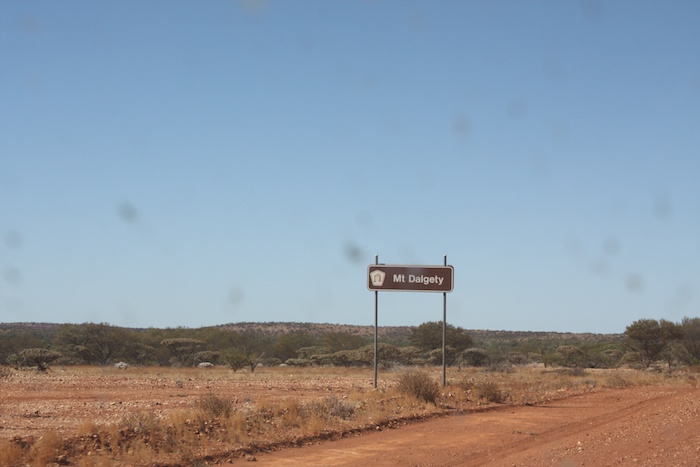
(0, 438, 24, 466)
(4, 365, 697, 465)
(29, 430, 62, 466)
(194, 393, 233, 418)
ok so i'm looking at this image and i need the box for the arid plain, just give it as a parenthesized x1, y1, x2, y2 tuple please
(2, 365, 699, 466)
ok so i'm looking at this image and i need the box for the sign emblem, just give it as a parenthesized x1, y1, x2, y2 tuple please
(370, 269, 386, 287)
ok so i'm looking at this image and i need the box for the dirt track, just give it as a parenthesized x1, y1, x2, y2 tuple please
(253, 387, 700, 466)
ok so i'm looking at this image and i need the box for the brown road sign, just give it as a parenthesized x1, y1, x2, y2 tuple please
(368, 265, 454, 292)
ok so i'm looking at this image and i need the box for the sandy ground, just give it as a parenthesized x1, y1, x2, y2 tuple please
(254, 387, 700, 466)
(1, 368, 699, 465)
(0, 367, 372, 440)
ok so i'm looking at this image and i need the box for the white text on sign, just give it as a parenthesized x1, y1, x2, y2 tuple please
(393, 274, 445, 286)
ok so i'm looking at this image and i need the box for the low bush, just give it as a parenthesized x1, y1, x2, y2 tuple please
(195, 393, 233, 419)
(475, 381, 506, 403)
(456, 377, 506, 403)
(606, 374, 630, 388)
(397, 371, 440, 404)
(0, 439, 24, 466)
(0, 365, 12, 379)
(29, 430, 63, 466)
(565, 367, 586, 377)
(307, 394, 355, 420)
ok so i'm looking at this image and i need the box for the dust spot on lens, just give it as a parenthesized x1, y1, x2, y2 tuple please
(625, 274, 644, 293)
(3, 266, 21, 284)
(677, 283, 694, 302)
(602, 237, 620, 256)
(21, 16, 41, 34)
(549, 121, 569, 142)
(654, 197, 672, 220)
(590, 259, 609, 276)
(408, 12, 426, 32)
(228, 287, 245, 307)
(297, 33, 315, 52)
(235, 0, 268, 14)
(566, 238, 584, 258)
(542, 57, 566, 83)
(118, 202, 138, 223)
(4, 231, 23, 249)
(355, 211, 373, 229)
(452, 114, 470, 138)
(343, 242, 364, 264)
(507, 100, 527, 120)
(580, 0, 603, 21)
(531, 154, 549, 177)
(398, 245, 417, 264)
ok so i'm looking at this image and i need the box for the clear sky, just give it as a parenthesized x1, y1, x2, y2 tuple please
(2, 1, 699, 333)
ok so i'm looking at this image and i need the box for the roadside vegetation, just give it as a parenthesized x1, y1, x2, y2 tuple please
(3, 318, 700, 373)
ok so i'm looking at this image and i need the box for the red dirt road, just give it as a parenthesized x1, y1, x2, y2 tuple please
(253, 387, 700, 466)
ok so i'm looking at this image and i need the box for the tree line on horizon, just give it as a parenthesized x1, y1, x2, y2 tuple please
(2, 317, 699, 372)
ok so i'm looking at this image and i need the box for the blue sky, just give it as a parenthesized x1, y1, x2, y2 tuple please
(1, 1, 699, 333)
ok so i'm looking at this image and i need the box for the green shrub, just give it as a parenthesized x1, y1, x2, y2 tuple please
(396, 371, 440, 404)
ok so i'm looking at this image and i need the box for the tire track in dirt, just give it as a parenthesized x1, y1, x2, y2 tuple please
(464, 388, 697, 466)
(251, 387, 700, 466)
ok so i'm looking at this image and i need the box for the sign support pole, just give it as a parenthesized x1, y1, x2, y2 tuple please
(368, 258, 453, 389)
(442, 254, 447, 387)
(374, 254, 378, 389)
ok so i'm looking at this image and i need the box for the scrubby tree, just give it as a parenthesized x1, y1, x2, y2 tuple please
(19, 348, 62, 371)
(681, 316, 700, 362)
(506, 351, 530, 365)
(247, 352, 264, 373)
(354, 343, 402, 368)
(660, 342, 691, 370)
(296, 346, 331, 360)
(330, 349, 356, 367)
(161, 338, 206, 366)
(598, 348, 624, 368)
(321, 332, 366, 352)
(556, 345, 585, 367)
(221, 348, 249, 372)
(624, 319, 684, 367)
(408, 322, 473, 352)
(121, 342, 157, 366)
(462, 348, 490, 367)
(272, 332, 319, 362)
(1, 330, 47, 365)
(53, 323, 132, 365)
(429, 345, 457, 366)
(396, 346, 425, 365)
(194, 351, 220, 365)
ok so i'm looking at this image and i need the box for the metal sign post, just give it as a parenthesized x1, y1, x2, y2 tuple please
(442, 255, 447, 387)
(374, 255, 379, 389)
(370, 256, 454, 388)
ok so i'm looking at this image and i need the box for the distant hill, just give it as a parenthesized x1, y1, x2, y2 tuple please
(216, 322, 410, 340)
(217, 322, 622, 343)
(0, 322, 60, 333)
(1, 321, 623, 344)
